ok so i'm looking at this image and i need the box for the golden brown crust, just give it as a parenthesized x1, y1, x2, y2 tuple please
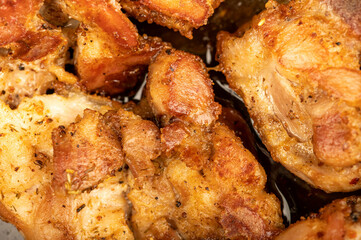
(120, 0, 223, 39)
(52, 110, 124, 192)
(76, 31, 168, 94)
(12, 31, 65, 62)
(116, 108, 162, 178)
(220, 193, 282, 239)
(0, 43, 283, 239)
(0, 0, 43, 46)
(276, 196, 361, 240)
(147, 49, 221, 125)
(62, 0, 138, 49)
(217, 0, 361, 192)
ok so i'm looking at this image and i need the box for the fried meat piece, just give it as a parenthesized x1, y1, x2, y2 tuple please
(0, 93, 118, 239)
(128, 50, 284, 239)
(52, 110, 125, 192)
(120, 0, 224, 39)
(147, 49, 221, 126)
(0, 91, 163, 239)
(75, 26, 167, 94)
(217, 0, 361, 192)
(276, 196, 361, 240)
(59, 0, 169, 94)
(0, 0, 75, 108)
(43, 106, 160, 239)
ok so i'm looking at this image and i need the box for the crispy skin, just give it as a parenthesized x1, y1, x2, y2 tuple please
(217, 0, 361, 192)
(58, 0, 169, 94)
(120, 0, 223, 39)
(46, 106, 161, 239)
(1, 0, 168, 100)
(75, 26, 168, 94)
(0, 0, 42, 46)
(147, 49, 221, 125)
(276, 196, 361, 240)
(112, 108, 162, 178)
(61, 0, 138, 49)
(0, 0, 67, 61)
(128, 50, 284, 239)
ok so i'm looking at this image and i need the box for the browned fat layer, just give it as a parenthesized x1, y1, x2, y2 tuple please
(122, 0, 211, 25)
(326, 0, 361, 36)
(120, 0, 214, 38)
(14, 32, 64, 62)
(0, 0, 43, 46)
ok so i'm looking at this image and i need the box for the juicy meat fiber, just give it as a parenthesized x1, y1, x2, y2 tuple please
(217, 0, 361, 192)
(276, 196, 361, 240)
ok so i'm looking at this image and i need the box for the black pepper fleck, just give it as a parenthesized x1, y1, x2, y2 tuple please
(76, 204, 86, 213)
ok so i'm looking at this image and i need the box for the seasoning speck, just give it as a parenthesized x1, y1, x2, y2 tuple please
(77, 204, 86, 213)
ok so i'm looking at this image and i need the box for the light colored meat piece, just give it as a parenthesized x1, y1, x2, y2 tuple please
(0, 93, 117, 239)
(217, 0, 361, 192)
(276, 196, 361, 240)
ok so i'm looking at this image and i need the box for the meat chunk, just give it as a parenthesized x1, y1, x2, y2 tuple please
(59, 0, 169, 94)
(147, 49, 221, 126)
(0, 44, 284, 238)
(129, 49, 284, 239)
(0, 93, 118, 239)
(116, 108, 161, 178)
(276, 196, 361, 240)
(119, 0, 224, 39)
(52, 109, 124, 192)
(0, 0, 73, 107)
(75, 26, 167, 94)
(217, 0, 361, 192)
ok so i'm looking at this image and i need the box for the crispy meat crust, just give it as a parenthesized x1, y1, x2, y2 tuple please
(276, 196, 361, 240)
(119, 0, 223, 39)
(75, 28, 169, 94)
(217, 0, 361, 192)
(0, 0, 73, 107)
(58, 0, 172, 94)
(52, 110, 124, 192)
(146, 49, 222, 125)
(61, 0, 139, 49)
(1, 0, 169, 100)
(0, 0, 43, 46)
